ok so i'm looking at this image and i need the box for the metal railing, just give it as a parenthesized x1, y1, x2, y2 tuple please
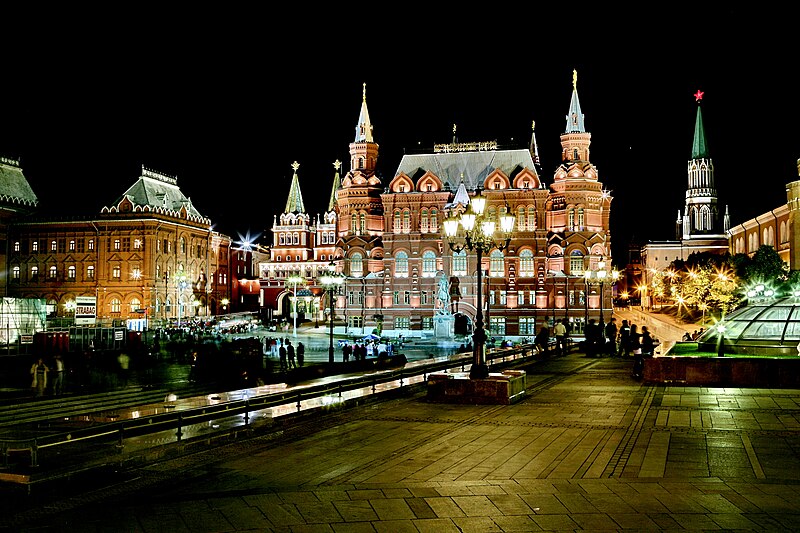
(1, 344, 544, 471)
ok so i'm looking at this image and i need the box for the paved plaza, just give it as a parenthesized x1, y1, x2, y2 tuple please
(3, 351, 800, 531)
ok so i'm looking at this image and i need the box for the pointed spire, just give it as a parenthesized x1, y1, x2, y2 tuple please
(284, 161, 306, 214)
(354, 82, 374, 143)
(529, 120, 540, 165)
(564, 69, 586, 133)
(691, 90, 710, 159)
(328, 160, 342, 212)
(452, 124, 458, 144)
(451, 177, 470, 208)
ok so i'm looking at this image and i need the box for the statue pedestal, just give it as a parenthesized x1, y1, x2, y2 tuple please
(426, 370, 527, 405)
(433, 314, 454, 340)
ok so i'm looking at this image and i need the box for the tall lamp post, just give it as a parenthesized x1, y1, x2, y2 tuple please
(583, 260, 608, 324)
(319, 262, 345, 363)
(286, 274, 306, 337)
(443, 187, 515, 379)
(175, 270, 189, 328)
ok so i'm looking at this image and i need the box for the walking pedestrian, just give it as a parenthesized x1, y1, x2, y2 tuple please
(535, 316, 551, 355)
(618, 319, 631, 357)
(287, 340, 296, 369)
(604, 317, 618, 356)
(30, 357, 49, 397)
(342, 342, 352, 362)
(296, 341, 305, 367)
(53, 354, 66, 395)
(279, 341, 287, 372)
(630, 324, 644, 378)
(553, 319, 567, 356)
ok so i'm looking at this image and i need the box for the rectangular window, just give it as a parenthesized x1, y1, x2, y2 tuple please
(113, 239, 121, 251)
(403, 291, 410, 304)
(122, 238, 130, 252)
(69, 240, 76, 251)
(393, 291, 400, 305)
(112, 265, 121, 279)
(500, 290, 507, 305)
(58, 239, 66, 253)
(422, 317, 433, 330)
(489, 316, 506, 336)
(88, 239, 94, 251)
(87, 265, 94, 279)
(395, 317, 410, 330)
(134, 239, 142, 250)
(32, 241, 39, 252)
(50, 240, 57, 251)
(421, 291, 428, 305)
(13, 241, 19, 252)
(348, 316, 364, 329)
(519, 317, 536, 335)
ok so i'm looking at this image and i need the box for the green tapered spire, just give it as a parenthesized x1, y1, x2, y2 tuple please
(328, 160, 341, 212)
(691, 91, 709, 159)
(284, 161, 306, 214)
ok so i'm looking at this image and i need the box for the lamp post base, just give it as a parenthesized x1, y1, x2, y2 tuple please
(469, 363, 490, 379)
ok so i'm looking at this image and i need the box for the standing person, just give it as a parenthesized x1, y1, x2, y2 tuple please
(535, 316, 551, 355)
(52, 354, 66, 395)
(604, 318, 618, 356)
(296, 341, 305, 367)
(117, 351, 131, 387)
(342, 342, 352, 363)
(617, 319, 631, 357)
(630, 324, 644, 378)
(553, 318, 567, 356)
(279, 341, 288, 372)
(286, 340, 296, 369)
(585, 319, 601, 357)
(641, 326, 656, 357)
(30, 357, 49, 397)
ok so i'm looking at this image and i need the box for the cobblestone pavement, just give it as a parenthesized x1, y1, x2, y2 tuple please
(3, 352, 800, 531)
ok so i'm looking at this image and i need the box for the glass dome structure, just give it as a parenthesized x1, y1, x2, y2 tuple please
(697, 294, 800, 356)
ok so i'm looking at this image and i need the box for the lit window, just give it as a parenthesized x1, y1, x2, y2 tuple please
(69, 240, 75, 251)
(13, 241, 19, 252)
(132, 267, 141, 280)
(113, 239, 121, 250)
(452, 250, 467, 276)
(113, 265, 121, 279)
(12, 266, 20, 279)
(49, 265, 57, 278)
(422, 251, 436, 277)
(350, 252, 363, 277)
(88, 239, 94, 251)
(32, 241, 39, 252)
(51, 240, 57, 251)
(490, 250, 504, 277)
(67, 266, 76, 280)
(129, 298, 141, 314)
(519, 249, 534, 276)
(134, 239, 142, 249)
(395, 251, 408, 277)
(87, 265, 94, 279)
(31, 266, 38, 279)
(111, 298, 121, 313)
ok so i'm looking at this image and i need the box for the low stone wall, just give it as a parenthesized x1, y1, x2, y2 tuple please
(644, 356, 800, 387)
(427, 370, 527, 404)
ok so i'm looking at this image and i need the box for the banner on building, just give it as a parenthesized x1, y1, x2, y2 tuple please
(75, 296, 97, 325)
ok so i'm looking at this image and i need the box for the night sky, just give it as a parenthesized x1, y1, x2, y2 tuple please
(1, 7, 795, 266)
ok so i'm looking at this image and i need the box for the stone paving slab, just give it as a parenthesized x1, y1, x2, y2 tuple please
(2, 353, 800, 531)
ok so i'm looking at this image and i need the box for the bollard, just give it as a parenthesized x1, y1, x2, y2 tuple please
(176, 415, 183, 441)
(244, 400, 250, 426)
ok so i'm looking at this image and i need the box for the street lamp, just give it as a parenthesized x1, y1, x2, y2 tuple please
(583, 260, 608, 326)
(319, 262, 345, 363)
(175, 270, 189, 328)
(443, 187, 515, 379)
(286, 274, 306, 337)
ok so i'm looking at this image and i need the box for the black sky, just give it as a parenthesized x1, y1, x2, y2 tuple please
(1, 7, 796, 266)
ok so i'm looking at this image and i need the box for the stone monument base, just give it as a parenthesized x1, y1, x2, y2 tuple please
(426, 370, 526, 405)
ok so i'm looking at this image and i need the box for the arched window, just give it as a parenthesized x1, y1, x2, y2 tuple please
(527, 207, 536, 229)
(403, 210, 410, 232)
(111, 298, 121, 313)
(422, 250, 436, 277)
(430, 209, 438, 232)
(359, 213, 366, 234)
(395, 251, 409, 277)
(517, 206, 526, 230)
(577, 208, 584, 228)
(293, 233, 299, 245)
(129, 298, 141, 314)
(67, 265, 76, 280)
(569, 251, 585, 276)
(519, 249, 534, 276)
(31, 266, 39, 279)
(420, 209, 429, 233)
(350, 252, 363, 277)
(49, 265, 57, 279)
(393, 210, 401, 232)
(12, 266, 19, 279)
(490, 250, 504, 277)
(351, 213, 358, 234)
(452, 250, 467, 275)
(180, 237, 186, 254)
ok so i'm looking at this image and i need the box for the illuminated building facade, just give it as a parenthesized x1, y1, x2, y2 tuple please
(5, 166, 231, 326)
(262, 74, 615, 338)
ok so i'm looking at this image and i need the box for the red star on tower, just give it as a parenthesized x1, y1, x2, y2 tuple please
(694, 90, 704, 102)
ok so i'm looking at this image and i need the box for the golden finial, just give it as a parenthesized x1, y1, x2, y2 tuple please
(363, 82, 366, 101)
(572, 69, 577, 90)
(291, 161, 300, 173)
(333, 160, 341, 170)
(532, 120, 536, 131)
(453, 124, 457, 134)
